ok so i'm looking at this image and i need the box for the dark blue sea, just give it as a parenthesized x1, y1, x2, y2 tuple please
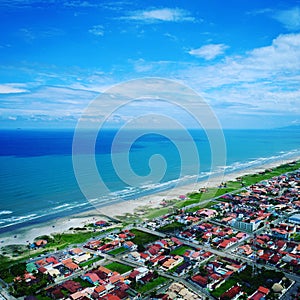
(0, 128, 299, 233)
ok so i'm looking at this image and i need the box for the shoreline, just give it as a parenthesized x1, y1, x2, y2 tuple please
(1, 155, 300, 248)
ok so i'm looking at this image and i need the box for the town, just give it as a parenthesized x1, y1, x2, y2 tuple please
(1, 163, 300, 300)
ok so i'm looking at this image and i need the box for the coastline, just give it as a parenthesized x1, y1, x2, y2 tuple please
(1, 155, 300, 248)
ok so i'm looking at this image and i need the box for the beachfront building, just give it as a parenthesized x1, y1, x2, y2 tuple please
(289, 213, 300, 225)
(230, 219, 261, 232)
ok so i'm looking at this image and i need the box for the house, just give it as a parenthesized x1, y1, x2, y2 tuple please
(74, 253, 92, 264)
(128, 270, 140, 281)
(95, 220, 108, 227)
(170, 237, 183, 246)
(129, 267, 149, 281)
(70, 291, 89, 300)
(47, 268, 61, 278)
(218, 239, 232, 249)
(138, 272, 155, 284)
(140, 252, 150, 261)
(236, 232, 247, 240)
(123, 241, 137, 251)
(109, 273, 124, 284)
(114, 289, 129, 300)
(92, 285, 106, 298)
(220, 285, 243, 300)
(275, 240, 287, 250)
(47, 287, 64, 299)
(70, 248, 83, 256)
(82, 272, 101, 285)
(248, 286, 270, 300)
(190, 251, 201, 261)
(147, 244, 162, 256)
(62, 259, 80, 272)
(174, 262, 191, 276)
(191, 274, 208, 287)
(237, 245, 253, 256)
(103, 294, 121, 300)
(197, 208, 217, 218)
(154, 240, 169, 249)
(98, 266, 113, 277)
(46, 256, 59, 265)
(35, 239, 48, 247)
(61, 280, 82, 294)
(161, 256, 183, 271)
(270, 254, 281, 265)
(128, 251, 140, 261)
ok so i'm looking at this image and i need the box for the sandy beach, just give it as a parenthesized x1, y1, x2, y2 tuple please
(1, 156, 300, 248)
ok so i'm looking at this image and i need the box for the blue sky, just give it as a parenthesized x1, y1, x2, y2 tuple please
(0, 0, 300, 129)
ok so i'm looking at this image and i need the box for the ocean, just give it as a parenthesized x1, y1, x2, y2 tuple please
(0, 128, 299, 233)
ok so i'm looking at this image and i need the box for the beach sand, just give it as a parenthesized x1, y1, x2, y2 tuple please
(1, 156, 300, 248)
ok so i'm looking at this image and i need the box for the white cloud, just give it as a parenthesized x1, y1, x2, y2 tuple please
(123, 8, 195, 23)
(0, 84, 28, 94)
(89, 25, 104, 36)
(273, 7, 300, 30)
(189, 44, 228, 60)
(178, 33, 300, 127)
(0, 85, 98, 123)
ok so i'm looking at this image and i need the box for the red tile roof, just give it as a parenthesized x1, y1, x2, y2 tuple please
(220, 285, 241, 299)
(258, 286, 270, 294)
(191, 274, 208, 286)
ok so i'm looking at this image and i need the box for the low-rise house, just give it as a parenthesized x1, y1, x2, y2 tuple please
(92, 284, 107, 298)
(248, 286, 270, 300)
(129, 267, 149, 282)
(74, 253, 92, 264)
(47, 268, 61, 279)
(128, 251, 140, 261)
(98, 266, 113, 277)
(70, 248, 83, 256)
(61, 280, 82, 294)
(174, 262, 192, 276)
(161, 256, 183, 271)
(220, 285, 243, 300)
(191, 274, 208, 287)
(138, 272, 155, 284)
(70, 290, 89, 300)
(62, 259, 80, 272)
(123, 241, 137, 251)
(237, 245, 253, 256)
(196, 208, 217, 218)
(35, 239, 48, 247)
(82, 272, 101, 285)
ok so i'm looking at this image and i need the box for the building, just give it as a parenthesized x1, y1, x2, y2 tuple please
(231, 219, 261, 232)
(289, 213, 300, 224)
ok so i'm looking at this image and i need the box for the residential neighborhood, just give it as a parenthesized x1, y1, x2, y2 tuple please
(1, 167, 300, 299)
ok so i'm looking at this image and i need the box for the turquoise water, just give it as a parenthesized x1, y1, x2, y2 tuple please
(0, 128, 299, 232)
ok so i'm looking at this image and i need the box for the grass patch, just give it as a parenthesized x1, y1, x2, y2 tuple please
(105, 262, 133, 274)
(240, 160, 300, 186)
(187, 186, 239, 204)
(47, 231, 98, 249)
(135, 276, 169, 293)
(158, 222, 186, 233)
(184, 200, 218, 213)
(73, 277, 94, 288)
(116, 213, 142, 225)
(146, 207, 170, 219)
(107, 246, 127, 256)
(211, 278, 238, 298)
(170, 245, 193, 255)
(79, 255, 103, 268)
(130, 229, 158, 247)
